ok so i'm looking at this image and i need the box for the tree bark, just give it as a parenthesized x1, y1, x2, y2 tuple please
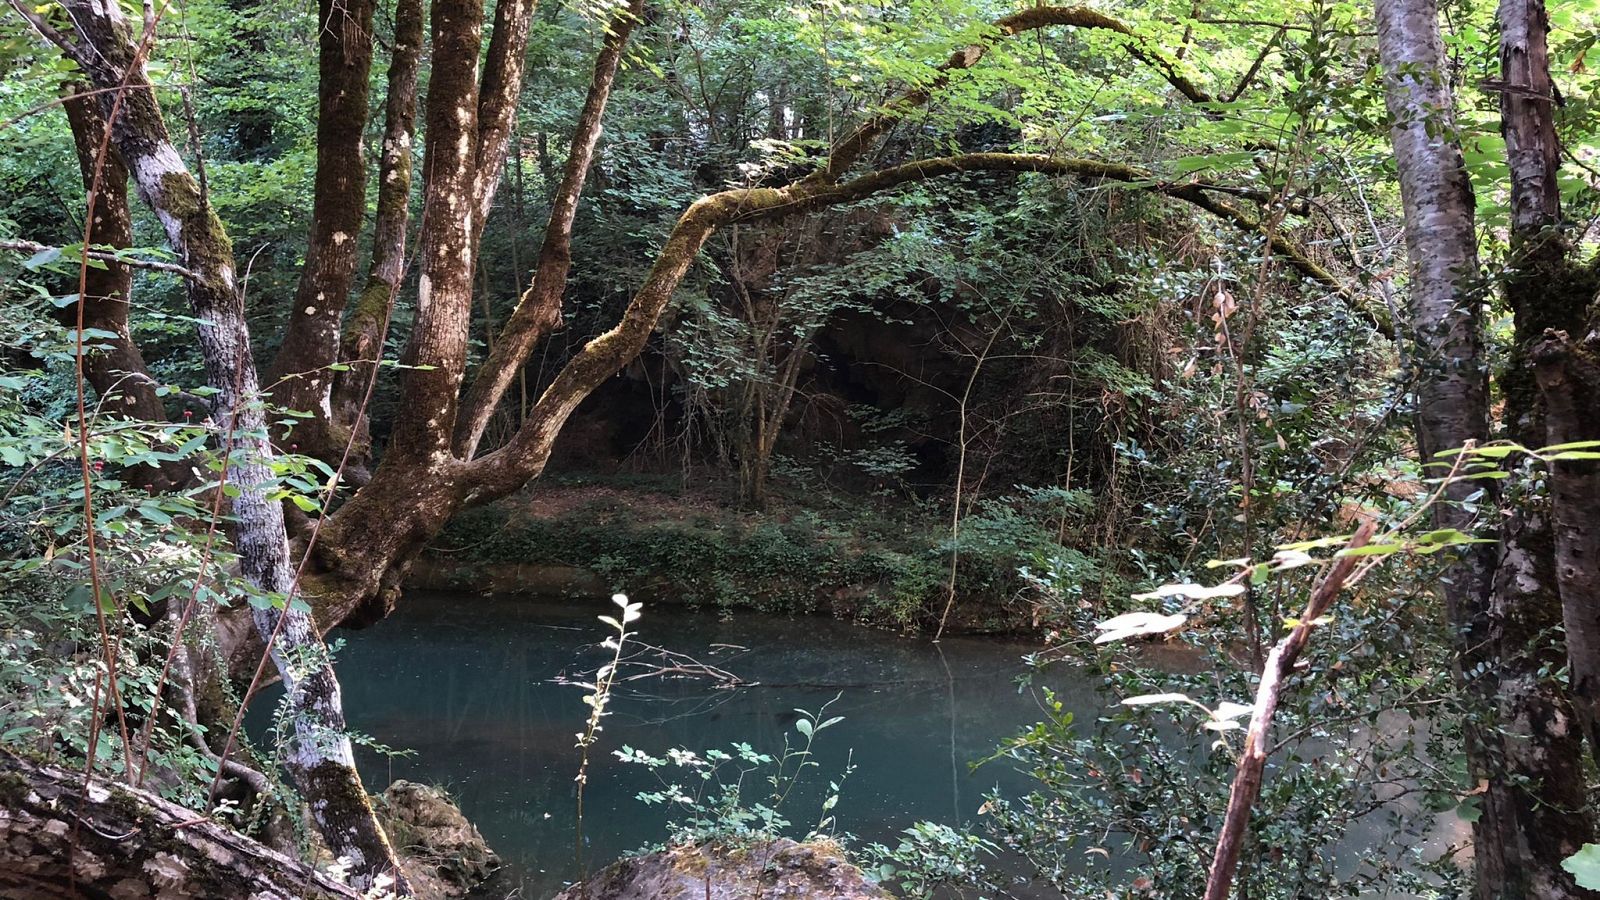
(47, 2, 408, 890)
(1482, 497, 1598, 899)
(0, 750, 360, 900)
(268, 0, 377, 462)
(1498, 0, 1561, 248)
(1499, 0, 1600, 774)
(383, 0, 483, 467)
(1534, 330, 1600, 767)
(471, 0, 539, 237)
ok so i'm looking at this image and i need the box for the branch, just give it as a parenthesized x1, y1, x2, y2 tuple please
(1, 238, 198, 280)
(454, 0, 646, 459)
(744, 154, 1356, 303)
(459, 151, 1367, 501)
(5, 0, 90, 68)
(814, 5, 1212, 183)
(471, 0, 539, 230)
(1225, 27, 1287, 103)
(1201, 521, 1376, 900)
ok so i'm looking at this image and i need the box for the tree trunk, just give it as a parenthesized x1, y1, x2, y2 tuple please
(58, 84, 168, 431)
(1534, 331, 1600, 766)
(454, 0, 646, 459)
(268, 0, 377, 462)
(329, 0, 425, 474)
(472, 0, 539, 237)
(1481, 494, 1598, 899)
(1499, 0, 1600, 773)
(54, 2, 408, 890)
(0, 750, 361, 899)
(1377, 0, 1596, 894)
(384, 0, 483, 467)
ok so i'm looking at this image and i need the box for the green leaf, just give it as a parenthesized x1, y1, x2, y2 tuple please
(1541, 440, 1600, 453)
(136, 504, 173, 525)
(21, 246, 60, 270)
(1460, 444, 1521, 459)
(1564, 844, 1600, 889)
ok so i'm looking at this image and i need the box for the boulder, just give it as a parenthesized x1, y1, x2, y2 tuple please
(554, 838, 892, 900)
(376, 780, 502, 899)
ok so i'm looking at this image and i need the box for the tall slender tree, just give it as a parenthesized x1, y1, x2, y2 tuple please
(1376, 0, 1596, 894)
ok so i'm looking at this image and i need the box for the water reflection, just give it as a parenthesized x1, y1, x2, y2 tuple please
(324, 591, 1102, 897)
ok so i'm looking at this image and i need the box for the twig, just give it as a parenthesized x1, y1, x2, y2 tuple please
(1201, 520, 1376, 900)
(5, 0, 90, 67)
(0, 238, 198, 280)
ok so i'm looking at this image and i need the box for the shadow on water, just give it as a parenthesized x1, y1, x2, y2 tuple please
(284, 590, 1109, 897)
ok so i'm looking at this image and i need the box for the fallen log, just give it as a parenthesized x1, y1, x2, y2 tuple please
(0, 750, 360, 899)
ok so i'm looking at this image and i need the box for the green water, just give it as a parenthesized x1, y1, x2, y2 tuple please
(322, 591, 1106, 897)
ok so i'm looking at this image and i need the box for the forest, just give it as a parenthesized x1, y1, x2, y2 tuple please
(2, 0, 1600, 896)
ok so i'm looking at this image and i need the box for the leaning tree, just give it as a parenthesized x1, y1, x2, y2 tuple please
(6, 0, 1365, 889)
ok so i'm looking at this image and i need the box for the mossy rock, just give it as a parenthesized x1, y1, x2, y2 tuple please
(553, 838, 891, 900)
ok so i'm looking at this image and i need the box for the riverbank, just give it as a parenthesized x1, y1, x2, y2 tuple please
(414, 474, 1106, 635)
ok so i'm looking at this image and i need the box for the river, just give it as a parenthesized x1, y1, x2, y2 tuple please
(316, 590, 1106, 897)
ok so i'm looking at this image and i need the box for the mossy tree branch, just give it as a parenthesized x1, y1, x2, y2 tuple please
(460, 150, 1360, 502)
(814, 6, 1212, 184)
(449, 4, 1246, 465)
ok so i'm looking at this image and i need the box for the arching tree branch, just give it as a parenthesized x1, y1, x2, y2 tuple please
(814, 5, 1212, 184)
(453, 4, 1218, 454)
(459, 150, 1362, 502)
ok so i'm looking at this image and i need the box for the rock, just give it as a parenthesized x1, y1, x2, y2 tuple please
(376, 780, 503, 899)
(553, 838, 892, 900)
